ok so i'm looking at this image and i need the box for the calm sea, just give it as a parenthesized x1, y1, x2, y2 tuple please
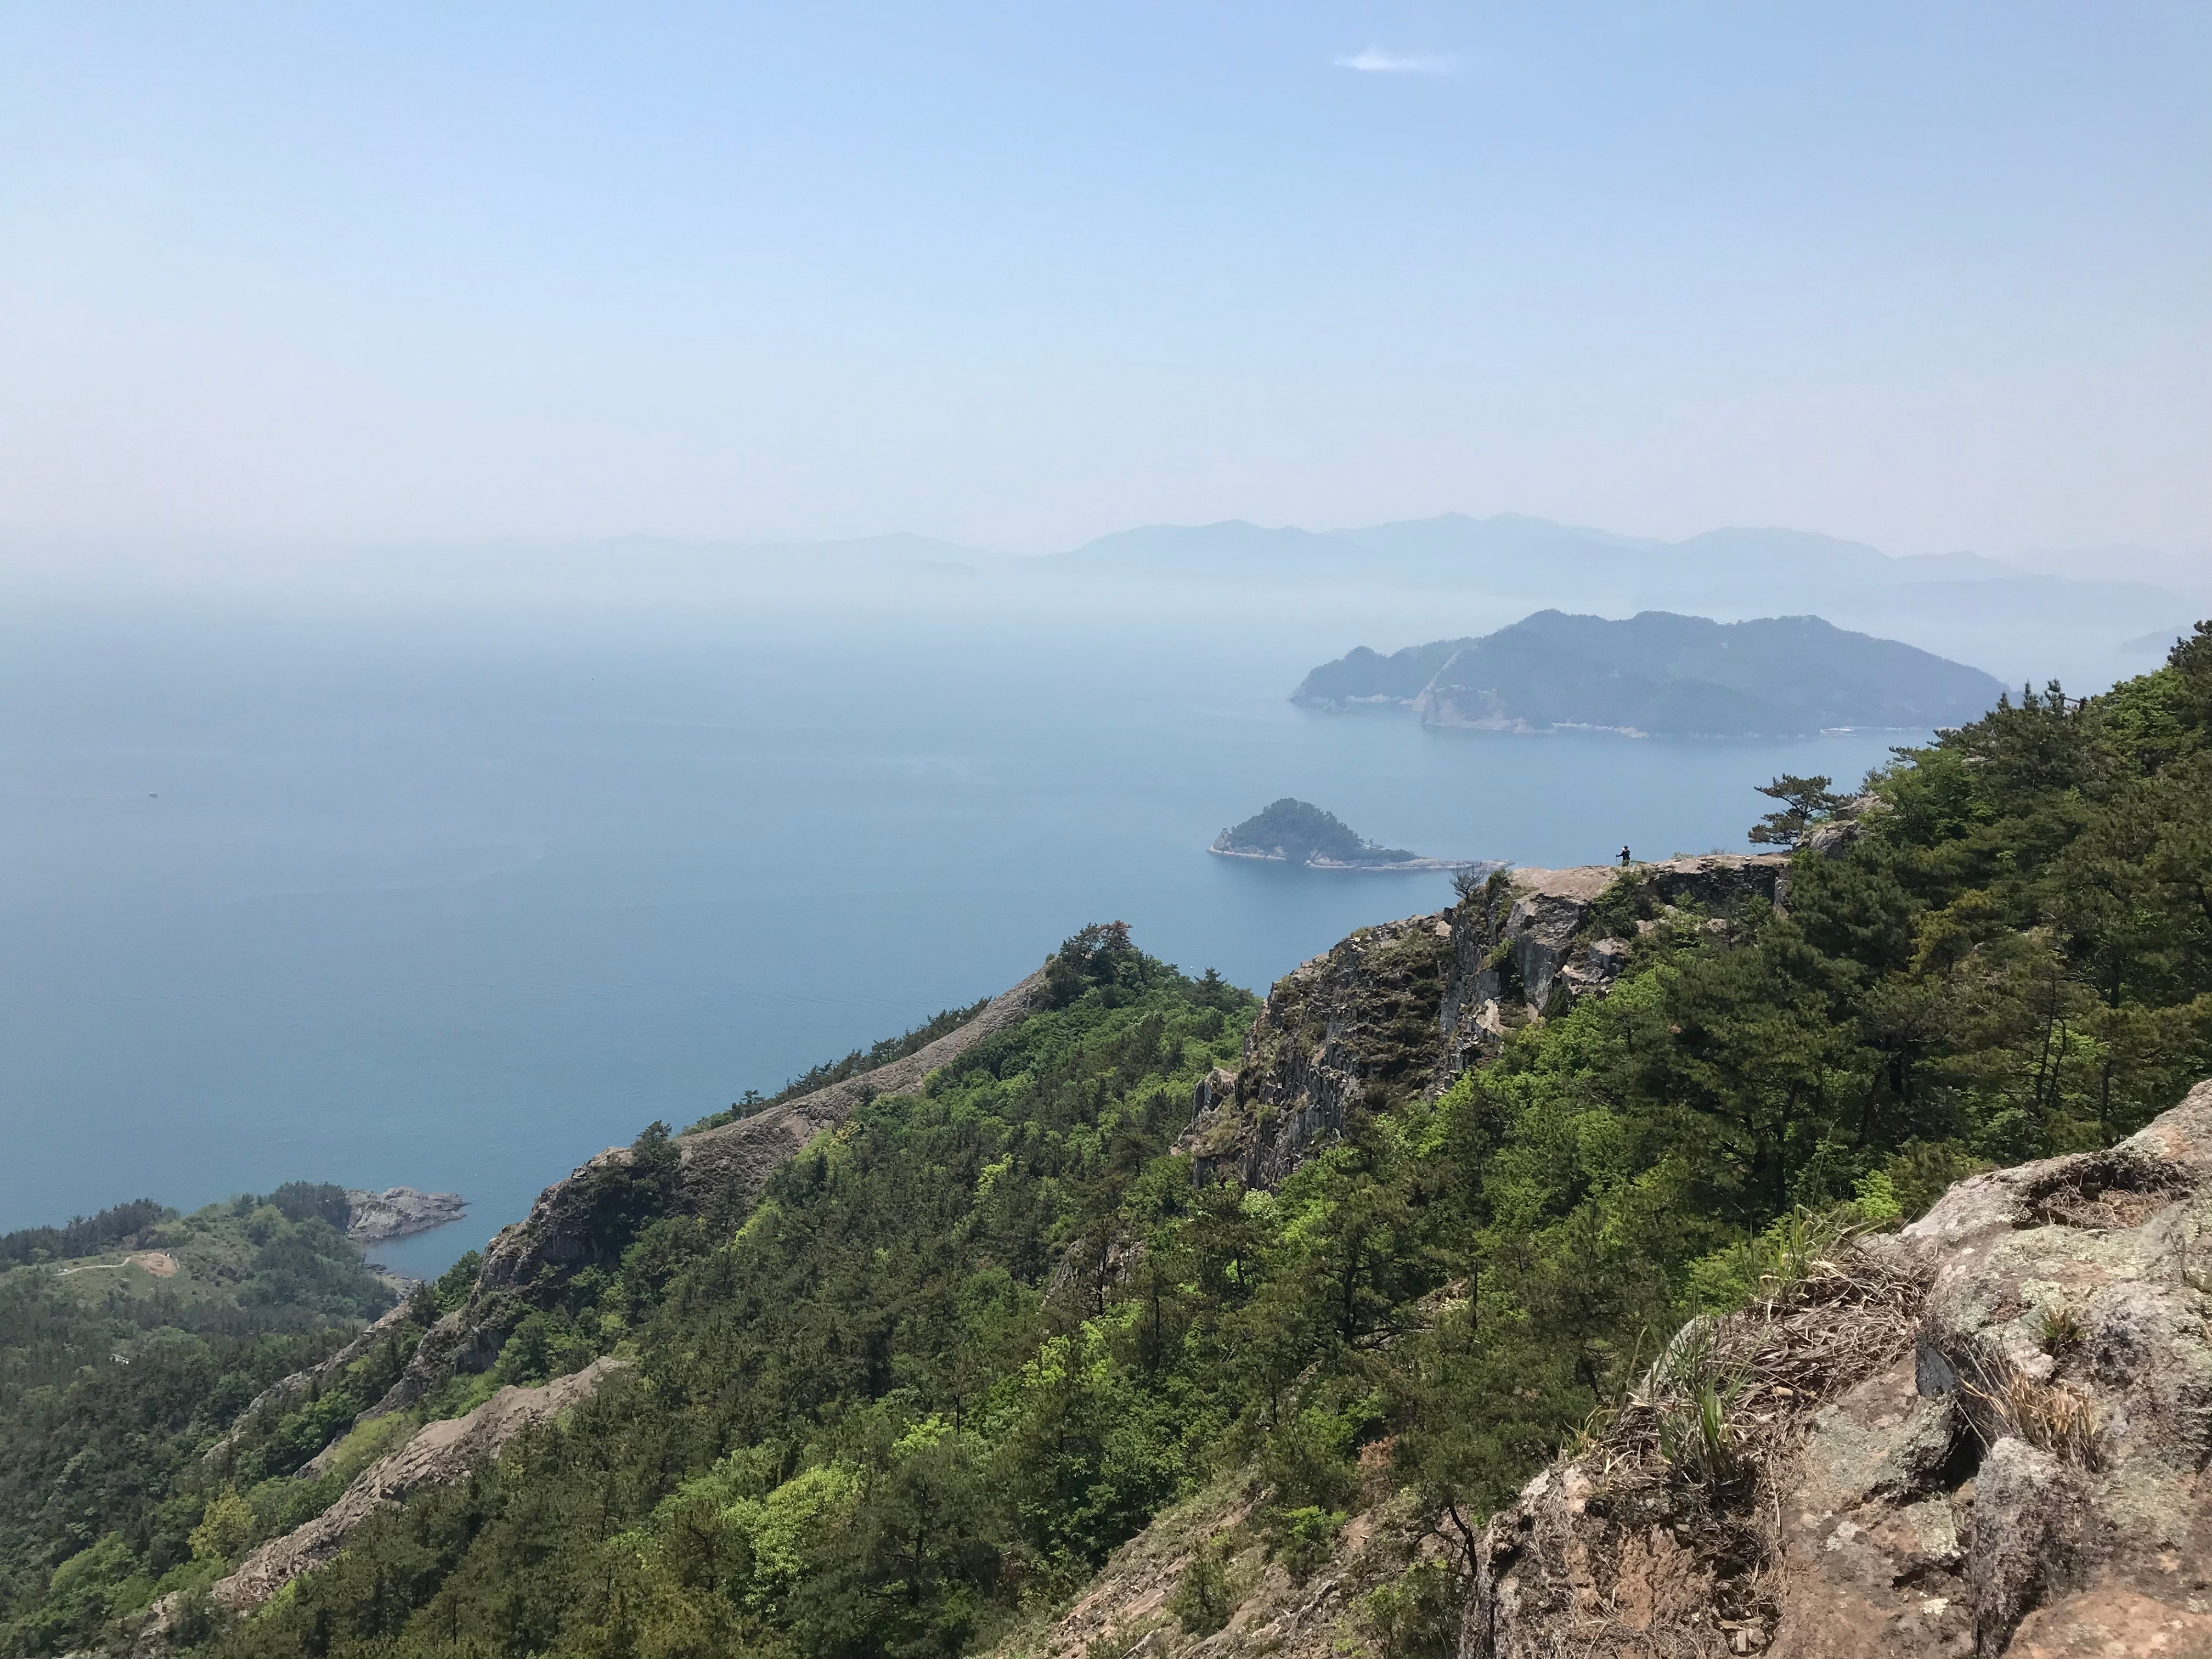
(0, 591, 1914, 1277)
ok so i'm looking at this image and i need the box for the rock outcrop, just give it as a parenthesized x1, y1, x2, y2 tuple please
(344, 1186, 467, 1244)
(1181, 913, 1454, 1187)
(1462, 1077, 2212, 1658)
(1438, 855, 1785, 1069)
(213, 1358, 625, 1615)
(989, 1471, 1447, 1659)
(363, 968, 1051, 1418)
(1184, 855, 1787, 1188)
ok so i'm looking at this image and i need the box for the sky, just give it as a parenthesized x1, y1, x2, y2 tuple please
(2, 2, 2206, 558)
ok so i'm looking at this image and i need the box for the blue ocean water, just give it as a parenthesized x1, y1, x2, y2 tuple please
(0, 597, 1912, 1277)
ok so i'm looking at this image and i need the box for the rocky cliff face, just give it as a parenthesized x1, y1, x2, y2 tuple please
(1181, 912, 1454, 1186)
(1182, 855, 1787, 1188)
(1463, 1078, 2212, 1659)
(1438, 855, 1786, 1068)
(363, 967, 1051, 1418)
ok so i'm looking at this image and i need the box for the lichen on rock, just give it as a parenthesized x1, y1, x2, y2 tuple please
(1462, 1076, 2212, 1659)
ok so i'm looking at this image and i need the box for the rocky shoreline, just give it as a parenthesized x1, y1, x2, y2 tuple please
(343, 1186, 467, 1245)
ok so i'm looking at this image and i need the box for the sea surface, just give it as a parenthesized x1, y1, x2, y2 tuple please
(0, 592, 1917, 1277)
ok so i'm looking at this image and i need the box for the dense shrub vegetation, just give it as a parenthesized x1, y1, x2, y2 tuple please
(5, 625, 2208, 1659)
(0, 1187, 394, 1656)
(0, 1199, 172, 1268)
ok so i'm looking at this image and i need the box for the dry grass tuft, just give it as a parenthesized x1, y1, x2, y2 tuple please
(1961, 1361, 2101, 1467)
(1599, 1243, 1926, 1492)
(2025, 1156, 2186, 1231)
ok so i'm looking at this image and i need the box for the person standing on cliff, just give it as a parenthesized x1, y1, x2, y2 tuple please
(1620, 845, 1632, 867)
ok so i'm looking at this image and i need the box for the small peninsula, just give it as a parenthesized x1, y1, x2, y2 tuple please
(343, 1186, 467, 1244)
(1293, 609, 2004, 737)
(1209, 798, 1497, 872)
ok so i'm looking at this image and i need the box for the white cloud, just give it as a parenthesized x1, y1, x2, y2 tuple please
(1333, 47, 1454, 75)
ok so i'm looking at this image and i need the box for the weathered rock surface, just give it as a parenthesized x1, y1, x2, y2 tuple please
(989, 1466, 1446, 1659)
(1439, 855, 1786, 1069)
(344, 1186, 467, 1244)
(363, 967, 1051, 1418)
(212, 1357, 625, 1615)
(1181, 913, 1454, 1187)
(1462, 1076, 2212, 1659)
(1184, 855, 1786, 1188)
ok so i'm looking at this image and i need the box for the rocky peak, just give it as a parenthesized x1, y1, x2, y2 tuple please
(1181, 912, 1455, 1187)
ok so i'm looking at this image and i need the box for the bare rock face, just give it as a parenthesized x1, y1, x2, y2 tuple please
(343, 1186, 467, 1244)
(1180, 914, 1454, 1187)
(1438, 854, 1786, 1071)
(1462, 1077, 2212, 1659)
(363, 968, 1051, 1418)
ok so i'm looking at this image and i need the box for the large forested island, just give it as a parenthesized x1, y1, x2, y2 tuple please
(4, 625, 2210, 1659)
(1294, 608, 2004, 736)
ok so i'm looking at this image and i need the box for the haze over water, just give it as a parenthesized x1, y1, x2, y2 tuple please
(0, 589, 1914, 1277)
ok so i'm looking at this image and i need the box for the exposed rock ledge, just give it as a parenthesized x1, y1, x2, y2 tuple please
(362, 967, 1053, 1420)
(1439, 854, 1787, 1067)
(1183, 855, 1789, 1190)
(344, 1186, 467, 1244)
(1463, 1076, 2212, 1658)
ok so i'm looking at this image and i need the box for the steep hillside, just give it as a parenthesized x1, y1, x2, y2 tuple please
(358, 969, 1054, 1422)
(995, 1082, 2212, 1659)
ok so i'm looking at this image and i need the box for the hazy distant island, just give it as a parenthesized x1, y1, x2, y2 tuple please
(1293, 609, 2005, 737)
(1209, 798, 1499, 873)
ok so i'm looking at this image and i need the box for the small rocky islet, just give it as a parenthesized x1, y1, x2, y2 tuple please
(1207, 796, 1498, 873)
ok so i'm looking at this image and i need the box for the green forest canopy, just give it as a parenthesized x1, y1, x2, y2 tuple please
(0, 1187, 396, 1657)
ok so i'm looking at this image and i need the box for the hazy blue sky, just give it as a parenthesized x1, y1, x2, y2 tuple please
(2, 3, 2205, 556)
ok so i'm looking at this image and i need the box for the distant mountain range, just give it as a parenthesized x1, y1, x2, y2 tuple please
(1294, 610, 2005, 737)
(561, 514, 2200, 618)
(1053, 513, 2021, 592)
